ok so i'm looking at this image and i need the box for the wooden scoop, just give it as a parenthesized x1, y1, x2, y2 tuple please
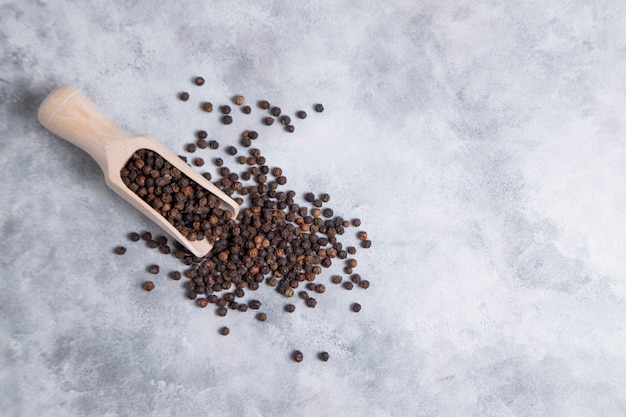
(38, 85, 239, 257)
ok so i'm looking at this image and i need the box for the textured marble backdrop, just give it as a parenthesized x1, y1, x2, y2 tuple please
(1, 0, 626, 416)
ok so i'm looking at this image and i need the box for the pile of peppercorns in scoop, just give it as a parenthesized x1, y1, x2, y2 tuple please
(114, 77, 372, 363)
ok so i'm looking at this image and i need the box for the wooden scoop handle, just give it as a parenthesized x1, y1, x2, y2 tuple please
(37, 85, 135, 171)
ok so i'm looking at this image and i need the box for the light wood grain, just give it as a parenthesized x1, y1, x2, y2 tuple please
(38, 85, 239, 257)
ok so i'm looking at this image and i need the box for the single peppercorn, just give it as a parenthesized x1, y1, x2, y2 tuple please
(304, 192, 315, 202)
(323, 208, 334, 218)
(320, 193, 330, 202)
(201, 102, 213, 112)
(238, 304, 248, 312)
(128, 232, 140, 242)
(264, 117, 275, 126)
(315, 284, 326, 294)
(179, 92, 189, 101)
(352, 303, 362, 313)
(293, 350, 303, 362)
(141, 231, 152, 241)
(358, 231, 368, 240)
(222, 115, 233, 125)
(220, 327, 230, 335)
(114, 246, 126, 255)
(209, 140, 219, 149)
(148, 265, 160, 274)
(241, 105, 251, 114)
(344, 281, 354, 290)
(258, 100, 270, 109)
(217, 307, 228, 317)
(249, 130, 259, 139)
(256, 312, 267, 322)
(347, 246, 357, 255)
(286, 125, 295, 133)
(194, 77, 205, 86)
(248, 299, 261, 309)
(297, 110, 307, 119)
(221, 105, 231, 114)
(170, 271, 182, 280)
(194, 158, 204, 167)
(271, 107, 281, 117)
(186, 143, 197, 153)
(285, 304, 295, 313)
(319, 351, 329, 362)
(361, 240, 372, 248)
(280, 115, 291, 125)
(306, 298, 317, 308)
(331, 275, 342, 284)
(197, 298, 208, 308)
(241, 137, 252, 147)
(214, 158, 223, 167)
(233, 95, 245, 105)
(352, 218, 362, 227)
(351, 274, 362, 284)
(226, 146, 238, 155)
(143, 281, 155, 291)
(347, 259, 358, 268)
(360, 280, 370, 289)
(314, 103, 324, 112)
(197, 139, 208, 150)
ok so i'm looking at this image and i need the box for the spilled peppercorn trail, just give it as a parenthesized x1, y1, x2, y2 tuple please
(119, 82, 371, 362)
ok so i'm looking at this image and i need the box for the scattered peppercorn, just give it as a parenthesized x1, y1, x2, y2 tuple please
(249, 299, 261, 309)
(362, 240, 372, 248)
(179, 92, 189, 101)
(285, 304, 295, 313)
(352, 303, 361, 313)
(143, 281, 155, 291)
(271, 107, 281, 117)
(360, 280, 370, 289)
(217, 307, 228, 317)
(197, 298, 208, 308)
(257, 312, 267, 322)
(264, 117, 275, 126)
(128, 232, 140, 242)
(332, 275, 342, 284)
(319, 351, 329, 361)
(186, 143, 197, 153)
(296, 110, 307, 119)
(233, 95, 245, 105)
(280, 115, 291, 125)
(344, 282, 354, 290)
(352, 218, 361, 227)
(202, 102, 213, 112)
(314, 103, 324, 112)
(258, 100, 270, 109)
(286, 125, 295, 133)
(148, 265, 160, 274)
(306, 298, 317, 308)
(241, 105, 251, 114)
(209, 140, 219, 149)
(358, 231, 368, 240)
(194, 157, 204, 167)
(170, 271, 182, 280)
(114, 246, 127, 255)
(194, 77, 205, 86)
(222, 115, 233, 125)
(293, 350, 303, 362)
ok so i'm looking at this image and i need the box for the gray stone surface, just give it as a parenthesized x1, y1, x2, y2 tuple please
(1, 1, 626, 416)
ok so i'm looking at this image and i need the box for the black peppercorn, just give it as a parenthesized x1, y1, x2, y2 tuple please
(280, 115, 291, 125)
(114, 246, 126, 255)
(256, 312, 267, 322)
(179, 92, 189, 101)
(128, 232, 140, 242)
(217, 307, 228, 317)
(314, 103, 324, 112)
(352, 303, 361, 313)
(264, 117, 275, 126)
(241, 105, 251, 114)
(148, 265, 160, 274)
(285, 304, 295, 313)
(286, 125, 295, 133)
(220, 327, 230, 335)
(201, 102, 213, 112)
(222, 115, 233, 125)
(233, 95, 245, 105)
(258, 100, 270, 109)
(293, 350, 303, 362)
(221, 105, 231, 114)
(271, 107, 281, 117)
(319, 351, 329, 362)
(296, 110, 307, 119)
(194, 77, 205, 86)
(143, 281, 155, 291)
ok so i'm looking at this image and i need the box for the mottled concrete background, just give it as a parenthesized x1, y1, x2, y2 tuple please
(1, 1, 626, 416)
